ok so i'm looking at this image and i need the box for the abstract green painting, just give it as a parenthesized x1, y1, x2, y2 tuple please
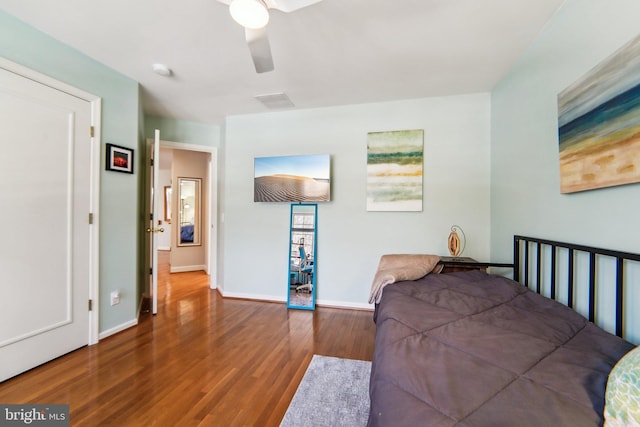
(366, 129, 423, 212)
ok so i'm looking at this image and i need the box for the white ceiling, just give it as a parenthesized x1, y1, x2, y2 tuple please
(0, 0, 566, 125)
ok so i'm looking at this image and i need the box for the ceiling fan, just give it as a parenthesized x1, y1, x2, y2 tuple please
(217, 0, 322, 73)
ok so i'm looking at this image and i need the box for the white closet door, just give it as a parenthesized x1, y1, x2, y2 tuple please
(0, 66, 91, 381)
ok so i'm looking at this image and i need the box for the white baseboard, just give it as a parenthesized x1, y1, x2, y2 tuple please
(170, 264, 206, 273)
(99, 318, 138, 340)
(218, 289, 373, 311)
(316, 299, 374, 311)
(219, 289, 286, 304)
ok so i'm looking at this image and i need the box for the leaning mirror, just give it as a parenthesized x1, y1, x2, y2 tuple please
(287, 203, 317, 310)
(178, 177, 201, 246)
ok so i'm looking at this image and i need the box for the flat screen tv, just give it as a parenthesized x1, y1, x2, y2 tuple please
(254, 154, 331, 202)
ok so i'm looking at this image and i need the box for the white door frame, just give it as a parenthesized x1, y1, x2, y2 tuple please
(151, 131, 160, 314)
(0, 57, 101, 345)
(158, 140, 218, 287)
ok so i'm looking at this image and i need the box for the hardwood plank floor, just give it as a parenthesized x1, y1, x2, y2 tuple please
(0, 251, 376, 426)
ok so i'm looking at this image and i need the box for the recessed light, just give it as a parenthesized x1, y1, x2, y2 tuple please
(152, 63, 172, 77)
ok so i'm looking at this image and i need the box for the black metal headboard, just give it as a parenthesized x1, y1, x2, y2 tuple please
(513, 235, 640, 339)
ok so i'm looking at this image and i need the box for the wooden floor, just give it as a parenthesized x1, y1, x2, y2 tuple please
(0, 251, 376, 426)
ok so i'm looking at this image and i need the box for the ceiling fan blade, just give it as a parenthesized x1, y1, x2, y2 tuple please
(265, 0, 322, 13)
(245, 27, 274, 73)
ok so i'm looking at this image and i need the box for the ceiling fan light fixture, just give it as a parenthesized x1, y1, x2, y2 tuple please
(229, 0, 269, 29)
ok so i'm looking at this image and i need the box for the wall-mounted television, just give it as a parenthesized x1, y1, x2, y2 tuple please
(254, 154, 331, 202)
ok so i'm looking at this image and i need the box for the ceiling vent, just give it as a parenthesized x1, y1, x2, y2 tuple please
(254, 92, 295, 109)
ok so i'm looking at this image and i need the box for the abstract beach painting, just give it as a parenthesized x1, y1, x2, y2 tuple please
(558, 34, 640, 193)
(367, 129, 423, 211)
(254, 154, 330, 202)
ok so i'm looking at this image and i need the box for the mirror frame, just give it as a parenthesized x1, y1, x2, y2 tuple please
(286, 203, 317, 310)
(164, 186, 172, 223)
(177, 177, 201, 247)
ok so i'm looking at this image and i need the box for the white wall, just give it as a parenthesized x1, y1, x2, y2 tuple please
(222, 94, 491, 307)
(491, 0, 640, 258)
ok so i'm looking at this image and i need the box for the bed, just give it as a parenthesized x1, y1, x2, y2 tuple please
(367, 236, 639, 427)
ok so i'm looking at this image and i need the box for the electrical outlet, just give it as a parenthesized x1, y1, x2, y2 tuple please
(110, 291, 120, 306)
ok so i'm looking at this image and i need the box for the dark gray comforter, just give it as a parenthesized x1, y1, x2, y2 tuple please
(368, 270, 634, 427)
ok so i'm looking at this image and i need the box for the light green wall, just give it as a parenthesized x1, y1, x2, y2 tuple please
(0, 10, 141, 333)
(491, 0, 640, 256)
(223, 95, 492, 307)
(145, 115, 221, 147)
(492, 0, 640, 255)
(491, 0, 640, 341)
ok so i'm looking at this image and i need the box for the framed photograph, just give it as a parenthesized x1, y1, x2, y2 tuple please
(105, 143, 134, 174)
(254, 154, 330, 202)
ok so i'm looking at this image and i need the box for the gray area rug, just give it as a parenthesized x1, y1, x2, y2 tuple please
(280, 355, 371, 427)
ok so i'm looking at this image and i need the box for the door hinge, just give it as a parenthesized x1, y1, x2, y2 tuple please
(89, 213, 94, 224)
(88, 299, 93, 311)
(150, 158, 154, 167)
(149, 268, 153, 275)
(90, 126, 95, 138)
(150, 213, 153, 221)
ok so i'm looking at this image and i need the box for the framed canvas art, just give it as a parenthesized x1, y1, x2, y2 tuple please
(254, 154, 330, 203)
(366, 129, 423, 211)
(558, 34, 640, 193)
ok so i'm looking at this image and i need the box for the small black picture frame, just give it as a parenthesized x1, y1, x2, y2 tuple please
(106, 143, 134, 174)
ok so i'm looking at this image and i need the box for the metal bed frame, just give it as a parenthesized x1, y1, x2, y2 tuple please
(513, 235, 640, 339)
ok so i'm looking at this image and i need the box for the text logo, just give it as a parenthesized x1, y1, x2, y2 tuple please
(0, 405, 69, 426)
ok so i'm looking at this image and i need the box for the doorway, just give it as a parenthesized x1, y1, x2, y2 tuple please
(146, 139, 217, 314)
